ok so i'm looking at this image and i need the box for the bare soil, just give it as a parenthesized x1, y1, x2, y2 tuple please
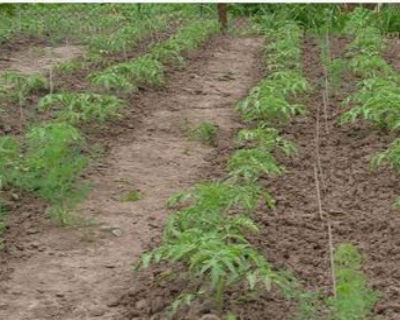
(0, 35, 264, 320)
(0, 45, 85, 75)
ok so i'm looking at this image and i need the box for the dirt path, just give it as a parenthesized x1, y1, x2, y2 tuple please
(0, 35, 263, 320)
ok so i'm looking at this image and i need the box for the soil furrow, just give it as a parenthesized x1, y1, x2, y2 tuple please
(0, 35, 264, 320)
(248, 34, 400, 319)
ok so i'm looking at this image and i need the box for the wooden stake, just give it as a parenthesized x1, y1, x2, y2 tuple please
(217, 4, 228, 32)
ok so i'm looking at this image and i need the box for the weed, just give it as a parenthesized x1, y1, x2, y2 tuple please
(0, 136, 20, 187)
(326, 243, 378, 320)
(0, 122, 89, 224)
(0, 72, 47, 105)
(0, 198, 7, 236)
(22, 122, 88, 203)
(188, 121, 219, 146)
(327, 58, 347, 92)
(121, 190, 143, 202)
(54, 59, 88, 74)
(38, 92, 124, 123)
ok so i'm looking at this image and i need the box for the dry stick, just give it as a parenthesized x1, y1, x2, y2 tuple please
(323, 80, 329, 134)
(327, 220, 337, 299)
(323, 31, 330, 134)
(49, 66, 54, 95)
(314, 96, 327, 190)
(313, 164, 324, 220)
(313, 67, 337, 298)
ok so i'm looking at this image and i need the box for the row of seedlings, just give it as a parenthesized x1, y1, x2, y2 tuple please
(0, 19, 220, 227)
(255, 11, 380, 320)
(340, 7, 400, 206)
(38, 20, 220, 124)
(134, 18, 310, 319)
(316, 9, 382, 319)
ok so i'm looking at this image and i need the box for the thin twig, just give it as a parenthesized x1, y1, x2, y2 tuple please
(313, 165, 324, 220)
(327, 220, 337, 299)
(323, 80, 329, 134)
(314, 94, 327, 190)
(49, 66, 54, 95)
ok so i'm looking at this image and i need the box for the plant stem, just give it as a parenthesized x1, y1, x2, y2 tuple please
(216, 279, 225, 316)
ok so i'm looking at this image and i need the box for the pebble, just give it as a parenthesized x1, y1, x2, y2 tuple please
(135, 299, 147, 310)
(111, 228, 122, 237)
(90, 308, 106, 317)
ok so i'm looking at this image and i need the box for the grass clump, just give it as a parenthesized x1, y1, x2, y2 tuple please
(0, 198, 7, 236)
(121, 190, 143, 202)
(326, 243, 378, 320)
(22, 122, 88, 203)
(188, 121, 219, 146)
(0, 72, 47, 105)
(38, 92, 124, 124)
(0, 136, 20, 187)
(0, 123, 89, 225)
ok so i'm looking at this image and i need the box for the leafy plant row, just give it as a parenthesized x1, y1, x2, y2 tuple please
(88, 20, 220, 93)
(340, 8, 400, 204)
(35, 20, 219, 125)
(133, 19, 310, 319)
(0, 19, 220, 226)
(0, 4, 205, 52)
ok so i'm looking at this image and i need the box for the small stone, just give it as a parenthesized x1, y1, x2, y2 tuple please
(10, 193, 19, 201)
(107, 299, 120, 308)
(55, 293, 64, 298)
(150, 296, 165, 313)
(111, 228, 122, 237)
(3, 125, 12, 133)
(135, 299, 147, 310)
(30, 242, 40, 249)
(90, 308, 106, 317)
(26, 228, 40, 235)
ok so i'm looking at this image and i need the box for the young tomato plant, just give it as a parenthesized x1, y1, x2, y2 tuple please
(38, 92, 124, 124)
